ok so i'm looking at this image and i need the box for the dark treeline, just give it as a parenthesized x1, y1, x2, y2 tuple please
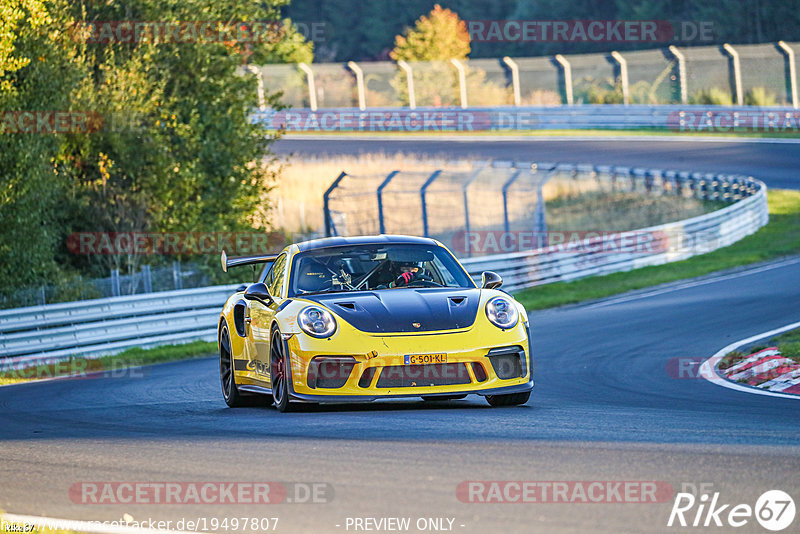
(284, 0, 800, 61)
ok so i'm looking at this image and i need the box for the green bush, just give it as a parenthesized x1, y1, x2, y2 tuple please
(744, 86, 778, 106)
(574, 77, 624, 104)
(689, 87, 733, 105)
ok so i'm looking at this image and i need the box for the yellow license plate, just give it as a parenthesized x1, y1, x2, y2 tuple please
(404, 353, 447, 365)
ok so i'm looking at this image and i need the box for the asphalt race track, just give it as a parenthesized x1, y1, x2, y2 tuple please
(1, 137, 799, 533)
(1, 258, 799, 533)
(275, 135, 800, 190)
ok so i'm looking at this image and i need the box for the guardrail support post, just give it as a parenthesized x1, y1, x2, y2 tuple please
(666, 46, 688, 104)
(450, 59, 469, 109)
(552, 54, 573, 105)
(776, 41, 799, 109)
(111, 269, 121, 297)
(347, 61, 367, 110)
(377, 170, 400, 234)
(298, 62, 318, 111)
(142, 265, 152, 293)
(502, 57, 521, 106)
(420, 170, 442, 238)
(609, 51, 630, 105)
(397, 60, 416, 109)
(172, 262, 182, 290)
(324, 171, 347, 237)
(721, 43, 743, 106)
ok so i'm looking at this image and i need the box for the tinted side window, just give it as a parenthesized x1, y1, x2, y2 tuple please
(268, 253, 287, 297)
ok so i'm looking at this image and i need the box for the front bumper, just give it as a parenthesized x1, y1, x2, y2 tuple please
(283, 321, 533, 402)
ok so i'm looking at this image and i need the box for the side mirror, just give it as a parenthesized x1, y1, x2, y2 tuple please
(481, 271, 503, 289)
(244, 282, 273, 305)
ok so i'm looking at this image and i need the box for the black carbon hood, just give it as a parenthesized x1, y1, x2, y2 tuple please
(301, 288, 481, 333)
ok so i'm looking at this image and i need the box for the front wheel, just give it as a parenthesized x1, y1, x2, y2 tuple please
(270, 327, 293, 412)
(485, 390, 530, 407)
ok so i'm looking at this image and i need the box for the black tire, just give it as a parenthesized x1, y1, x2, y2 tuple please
(422, 394, 467, 401)
(485, 390, 531, 407)
(219, 324, 269, 408)
(270, 327, 293, 412)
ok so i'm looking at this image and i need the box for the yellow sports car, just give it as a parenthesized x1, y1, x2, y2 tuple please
(217, 235, 532, 411)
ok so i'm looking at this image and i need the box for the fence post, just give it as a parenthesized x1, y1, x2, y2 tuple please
(450, 59, 468, 108)
(323, 171, 347, 237)
(534, 186, 548, 247)
(110, 269, 120, 297)
(501, 169, 523, 234)
(377, 170, 400, 234)
(142, 264, 152, 293)
(347, 61, 367, 110)
(172, 261, 182, 290)
(666, 46, 688, 104)
(244, 65, 266, 110)
(502, 57, 521, 106)
(462, 164, 488, 257)
(420, 170, 442, 238)
(552, 54, 573, 105)
(397, 60, 416, 109)
(721, 43, 743, 106)
(776, 41, 798, 109)
(298, 63, 318, 111)
(609, 51, 630, 105)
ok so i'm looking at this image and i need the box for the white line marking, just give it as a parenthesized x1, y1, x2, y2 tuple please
(700, 320, 800, 400)
(583, 256, 800, 309)
(0, 513, 192, 533)
(284, 134, 800, 145)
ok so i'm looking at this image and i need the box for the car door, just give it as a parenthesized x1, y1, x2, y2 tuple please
(248, 252, 287, 387)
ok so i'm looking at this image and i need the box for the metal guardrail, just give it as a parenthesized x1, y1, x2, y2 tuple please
(461, 175, 768, 291)
(254, 104, 800, 132)
(0, 285, 238, 369)
(0, 169, 768, 370)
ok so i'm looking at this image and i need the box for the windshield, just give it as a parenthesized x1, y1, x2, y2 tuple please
(289, 243, 474, 296)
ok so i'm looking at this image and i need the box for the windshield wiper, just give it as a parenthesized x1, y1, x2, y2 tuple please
(298, 287, 352, 296)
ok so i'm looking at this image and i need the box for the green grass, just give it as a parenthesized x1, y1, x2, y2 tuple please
(720, 328, 800, 369)
(280, 128, 800, 139)
(774, 329, 800, 362)
(0, 340, 216, 385)
(515, 189, 800, 310)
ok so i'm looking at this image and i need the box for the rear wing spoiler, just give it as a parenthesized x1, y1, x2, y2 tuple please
(220, 249, 279, 273)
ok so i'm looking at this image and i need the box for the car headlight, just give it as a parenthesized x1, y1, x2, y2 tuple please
(485, 296, 519, 329)
(298, 306, 337, 338)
